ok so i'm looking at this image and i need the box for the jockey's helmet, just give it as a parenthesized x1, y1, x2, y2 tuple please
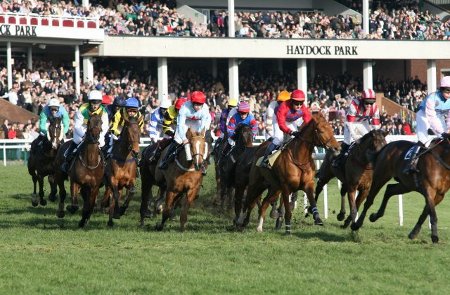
(160, 98, 172, 109)
(48, 98, 60, 108)
(191, 91, 206, 104)
(361, 89, 376, 104)
(238, 101, 250, 113)
(291, 89, 306, 101)
(124, 97, 140, 110)
(440, 76, 450, 89)
(88, 90, 103, 102)
(175, 98, 187, 110)
(277, 90, 290, 102)
(228, 97, 238, 107)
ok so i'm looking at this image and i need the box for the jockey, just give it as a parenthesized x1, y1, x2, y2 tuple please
(265, 90, 291, 139)
(221, 101, 258, 158)
(404, 76, 450, 174)
(332, 88, 380, 168)
(33, 98, 70, 153)
(261, 89, 311, 168)
(61, 90, 109, 173)
(159, 91, 211, 171)
(218, 97, 239, 140)
(107, 97, 145, 156)
(148, 98, 172, 143)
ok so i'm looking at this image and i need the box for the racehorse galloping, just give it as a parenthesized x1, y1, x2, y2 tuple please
(237, 112, 341, 234)
(212, 134, 228, 205)
(218, 125, 254, 211)
(28, 117, 63, 206)
(155, 128, 207, 231)
(102, 116, 140, 227)
(351, 138, 450, 243)
(54, 114, 104, 227)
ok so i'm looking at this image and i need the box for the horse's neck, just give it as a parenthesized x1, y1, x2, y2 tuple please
(83, 142, 100, 165)
(289, 137, 313, 161)
(349, 142, 369, 165)
(113, 137, 132, 158)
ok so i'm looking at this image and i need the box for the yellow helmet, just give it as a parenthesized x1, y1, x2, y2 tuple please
(228, 97, 238, 107)
(277, 90, 291, 102)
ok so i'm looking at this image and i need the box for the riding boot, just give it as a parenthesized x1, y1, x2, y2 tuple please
(61, 141, 77, 173)
(261, 142, 278, 168)
(159, 141, 181, 170)
(403, 144, 421, 174)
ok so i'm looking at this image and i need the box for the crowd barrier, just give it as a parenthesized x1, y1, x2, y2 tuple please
(0, 134, 418, 225)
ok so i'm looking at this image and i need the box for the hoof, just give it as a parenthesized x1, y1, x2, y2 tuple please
(31, 200, 38, 207)
(284, 231, 291, 236)
(48, 194, 57, 202)
(56, 211, 65, 219)
(78, 219, 86, 228)
(337, 212, 345, 221)
(155, 223, 164, 231)
(256, 226, 263, 233)
(408, 232, 416, 240)
(369, 213, 378, 222)
(119, 206, 127, 216)
(40, 199, 47, 206)
(275, 217, 283, 230)
(314, 217, 324, 226)
(66, 205, 79, 214)
(141, 210, 153, 219)
(350, 223, 360, 231)
(431, 235, 439, 244)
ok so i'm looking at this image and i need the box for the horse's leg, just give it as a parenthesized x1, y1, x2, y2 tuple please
(38, 175, 47, 206)
(423, 186, 439, 243)
(66, 181, 79, 214)
(343, 188, 357, 229)
(156, 190, 176, 231)
(233, 184, 246, 225)
(120, 184, 135, 216)
(369, 183, 411, 223)
(100, 185, 111, 209)
(337, 183, 348, 221)
(108, 185, 121, 226)
(237, 184, 266, 228)
(30, 170, 39, 207)
(140, 172, 153, 225)
(48, 174, 58, 202)
(56, 175, 67, 218)
(281, 190, 294, 235)
(180, 189, 198, 232)
(305, 181, 323, 226)
(409, 193, 444, 241)
(256, 188, 281, 232)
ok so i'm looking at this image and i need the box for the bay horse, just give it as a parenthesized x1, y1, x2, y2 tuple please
(218, 124, 254, 211)
(237, 112, 341, 234)
(351, 138, 450, 243)
(315, 129, 388, 227)
(154, 128, 208, 231)
(102, 116, 140, 227)
(28, 117, 63, 206)
(54, 114, 104, 227)
(212, 134, 228, 206)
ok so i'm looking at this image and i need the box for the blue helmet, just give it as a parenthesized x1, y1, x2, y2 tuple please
(124, 97, 140, 108)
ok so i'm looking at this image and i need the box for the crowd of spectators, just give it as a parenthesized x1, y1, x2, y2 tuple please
(0, 57, 421, 141)
(0, 0, 449, 40)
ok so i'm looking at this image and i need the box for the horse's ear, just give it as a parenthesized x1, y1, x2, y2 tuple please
(383, 130, 389, 137)
(201, 128, 206, 137)
(186, 128, 193, 138)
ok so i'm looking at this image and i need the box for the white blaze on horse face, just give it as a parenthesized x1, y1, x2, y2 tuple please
(184, 143, 192, 161)
(58, 125, 64, 141)
(203, 143, 208, 159)
(194, 140, 201, 164)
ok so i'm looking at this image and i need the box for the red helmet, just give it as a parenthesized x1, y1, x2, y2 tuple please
(291, 89, 306, 101)
(191, 91, 206, 104)
(175, 98, 187, 110)
(238, 101, 250, 113)
(361, 89, 376, 103)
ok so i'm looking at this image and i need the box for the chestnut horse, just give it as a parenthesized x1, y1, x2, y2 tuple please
(237, 112, 341, 234)
(315, 129, 388, 227)
(351, 138, 450, 243)
(218, 124, 254, 210)
(154, 128, 208, 231)
(102, 116, 140, 226)
(54, 114, 104, 227)
(28, 117, 63, 206)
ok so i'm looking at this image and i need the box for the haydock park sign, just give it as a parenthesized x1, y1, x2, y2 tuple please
(0, 24, 37, 36)
(287, 45, 358, 56)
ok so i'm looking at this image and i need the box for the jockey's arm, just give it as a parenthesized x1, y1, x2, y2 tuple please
(200, 107, 212, 132)
(109, 111, 122, 137)
(39, 109, 49, 135)
(73, 110, 85, 136)
(275, 103, 293, 135)
(162, 108, 176, 137)
(61, 109, 70, 135)
(100, 111, 109, 146)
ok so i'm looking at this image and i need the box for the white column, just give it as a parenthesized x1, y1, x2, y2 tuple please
(212, 59, 218, 79)
(427, 60, 437, 94)
(228, 58, 239, 99)
(363, 60, 373, 90)
(277, 59, 283, 75)
(82, 57, 94, 84)
(297, 59, 307, 104)
(6, 42, 12, 90)
(27, 47, 33, 70)
(342, 59, 347, 74)
(157, 57, 169, 102)
(74, 45, 80, 96)
(228, 0, 235, 37)
(363, 0, 370, 35)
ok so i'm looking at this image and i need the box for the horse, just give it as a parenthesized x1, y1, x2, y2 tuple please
(236, 112, 341, 234)
(315, 129, 388, 227)
(53, 114, 104, 227)
(154, 128, 208, 231)
(351, 138, 450, 243)
(217, 124, 254, 211)
(102, 116, 140, 227)
(27, 117, 63, 207)
(212, 133, 228, 206)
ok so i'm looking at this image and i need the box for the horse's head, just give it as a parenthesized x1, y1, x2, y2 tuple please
(121, 116, 141, 158)
(357, 129, 388, 161)
(235, 125, 254, 148)
(86, 113, 102, 143)
(186, 128, 208, 171)
(308, 112, 341, 156)
(47, 117, 63, 150)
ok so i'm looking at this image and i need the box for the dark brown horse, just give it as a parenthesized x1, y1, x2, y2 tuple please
(102, 116, 140, 226)
(154, 128, 208, 231)
(54, 114, 104, 227)
(236, 112, 341, 234)
(351, 138, 450, 243)
(218, 125, 254, 211)
(315, 129, 388, 227)
(28, 117, 63, 206)
(212, 134, 228, 205)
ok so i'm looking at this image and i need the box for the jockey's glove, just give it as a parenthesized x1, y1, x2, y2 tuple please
(291, 131, 300, 137)
(440, 132, 450, 140)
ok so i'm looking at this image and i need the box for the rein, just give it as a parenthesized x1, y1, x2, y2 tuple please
(429, 139, 450, 170)
(78, 150, 102, 170)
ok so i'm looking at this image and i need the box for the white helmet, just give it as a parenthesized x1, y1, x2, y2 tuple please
(160, 99, 172, 109)
(48, 98, 60, 107)
(88, 90, 103, 101)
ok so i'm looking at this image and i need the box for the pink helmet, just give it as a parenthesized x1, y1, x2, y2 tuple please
(238, 101, 250, 113)
(440, 76, 450, 88)
(361, 89, 376, 103)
